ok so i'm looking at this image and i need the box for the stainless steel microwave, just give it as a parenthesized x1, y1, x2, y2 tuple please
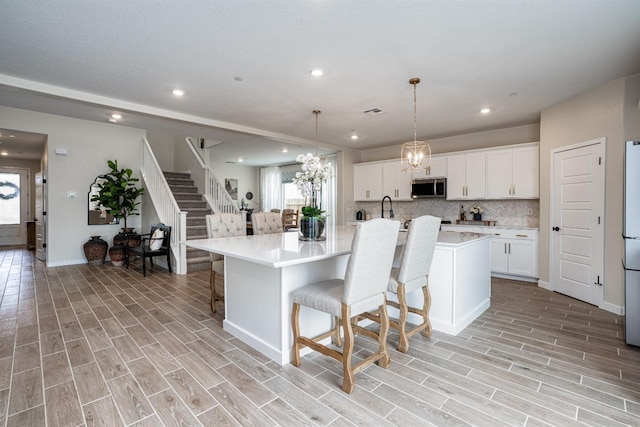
(411, 178, 447, 199)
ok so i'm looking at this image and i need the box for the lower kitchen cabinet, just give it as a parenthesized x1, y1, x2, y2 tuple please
(441, 225, 538, 280)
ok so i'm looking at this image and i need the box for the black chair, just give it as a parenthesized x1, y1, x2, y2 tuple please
(126, 223, 172, 277)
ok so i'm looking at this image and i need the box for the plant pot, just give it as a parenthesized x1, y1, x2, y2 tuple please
(113, 228, 141, 248)
(109, 246, 126, 267)
(83, 236, 108, 265)
(473, 213, 482, 221)
(299, 217, 326, 241)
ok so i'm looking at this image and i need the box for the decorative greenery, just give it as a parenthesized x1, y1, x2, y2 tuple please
(292, 153, 332, 218)
(91, 160, 144, 229)
(469, 205, 484, 214)
(0, 181, 19, 200)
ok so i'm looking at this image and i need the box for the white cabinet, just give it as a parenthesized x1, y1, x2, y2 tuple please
(447, 152, 486, 200)
(486, 228, 538, 279)
(353, 163, 383, 201)
(486, 145, 539, 199)
(382, 160, 413, 200)
(412, 154, 447, 179)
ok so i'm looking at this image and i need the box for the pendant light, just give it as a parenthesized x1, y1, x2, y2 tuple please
(313, 109, 321, 156)
(400, 78, 431, 173)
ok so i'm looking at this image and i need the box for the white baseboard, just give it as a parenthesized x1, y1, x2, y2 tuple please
(600, 301, 624, 316)
(538, 280, 551, 291)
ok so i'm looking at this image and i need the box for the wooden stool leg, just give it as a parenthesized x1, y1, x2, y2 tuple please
(331, 316, 342, 347)
(396, 283, 410, 353)
(210, 269, 217, 313)
(421, 282, 432, 337)
(341, 303, 355, 394)
(291, 303, 301, 367)
(378, 297, 390, 368)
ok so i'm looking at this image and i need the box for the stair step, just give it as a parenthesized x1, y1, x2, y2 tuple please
(186, 217, 206, 226)
(169, 185, 198, 193)
(186, 247, 211, 259)
(186, 208, 211, 216)
(177, 200, 208, 209)
(163, 171, 191, 180)
(173, 193, 203, 201)
(186, 226, 207, 237)
(187, 233, 208, 240)
(166, 178, 195, 187)
(187, 260, 211, 273)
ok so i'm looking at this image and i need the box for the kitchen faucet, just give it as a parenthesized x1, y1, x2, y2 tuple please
(381, 195, 394, 219)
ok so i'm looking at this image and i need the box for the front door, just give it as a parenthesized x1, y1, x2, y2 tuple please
(550, 138, 605, 306)
(0, 167, 29, 246)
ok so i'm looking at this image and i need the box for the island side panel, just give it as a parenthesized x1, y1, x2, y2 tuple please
(452, 237, 491, 334)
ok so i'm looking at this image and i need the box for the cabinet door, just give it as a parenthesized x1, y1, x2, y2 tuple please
(413, 154, 447, 179)
(446, 154, 466, 199)
(368, 163, 384, 200)
(486, 149, 513, 199)
(382, 161, 412, 201)
(512, 146, 539, 198)
(508, 239, 537, 277)
(353, 164, 370, 201)
(465, 151, 486, 199)
(490, 239, 509, 274)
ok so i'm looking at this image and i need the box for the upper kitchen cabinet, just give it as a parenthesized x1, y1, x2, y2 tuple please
(353, 162, 383, 201)
(486, 144, 539, 199)
(382, 160, 413, 200)
(411, 154, 447, 179)
(447, 151, 486, 200)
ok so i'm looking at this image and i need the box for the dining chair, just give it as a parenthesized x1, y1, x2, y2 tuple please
(361, 214, 440, 352)
(251, 211, 283, 235)
(290, 218, 400, 393)
(126, 223, 172, 277)
(206, 213, 246, 312)
(282, 209, 299, 231)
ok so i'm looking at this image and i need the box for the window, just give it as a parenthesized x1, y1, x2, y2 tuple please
(0, 172, 20, 225)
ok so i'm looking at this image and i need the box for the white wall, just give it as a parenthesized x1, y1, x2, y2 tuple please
(540, 77, 627, 309)
(146, 130, 175, 171)
(209, 159, 259, 211)
(0, 106, 146, 266)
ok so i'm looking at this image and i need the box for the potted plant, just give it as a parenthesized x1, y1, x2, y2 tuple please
(293, 153, 333, 241)
(91, 160, 145, 247)
(470, 205, 484, 221)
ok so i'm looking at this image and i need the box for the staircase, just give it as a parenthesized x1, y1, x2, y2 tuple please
(163, 171, 211, 272)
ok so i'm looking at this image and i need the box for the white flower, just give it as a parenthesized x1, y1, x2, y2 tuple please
(469, 205, 484, 214)
(292, 153, 333, 200)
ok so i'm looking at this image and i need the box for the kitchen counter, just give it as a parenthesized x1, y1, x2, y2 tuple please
(183, 225, 491, 364)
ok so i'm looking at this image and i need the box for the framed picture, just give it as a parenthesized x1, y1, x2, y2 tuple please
(225, 178, 238, 200)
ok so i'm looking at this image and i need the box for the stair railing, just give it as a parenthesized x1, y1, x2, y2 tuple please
(185, 138, 240, 214)
(141, 136, 187, 274)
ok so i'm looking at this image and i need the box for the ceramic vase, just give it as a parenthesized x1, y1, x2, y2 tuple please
(83, 236, 108, 265)
(299, 217, 326, 241)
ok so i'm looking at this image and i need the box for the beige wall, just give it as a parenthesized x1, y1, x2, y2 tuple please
(539, 77, 629, 309)
(0, 106, 146, 266)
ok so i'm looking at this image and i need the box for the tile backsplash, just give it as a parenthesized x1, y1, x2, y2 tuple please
(346, 199, 540, 228)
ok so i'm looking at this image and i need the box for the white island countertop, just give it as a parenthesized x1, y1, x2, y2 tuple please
(182, 226, 491, 269)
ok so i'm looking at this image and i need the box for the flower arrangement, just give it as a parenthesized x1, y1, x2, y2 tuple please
(469, 205, 483, 214)
(292, 153, 332, 218)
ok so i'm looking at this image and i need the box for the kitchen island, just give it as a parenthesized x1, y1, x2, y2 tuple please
(183, 226, 491, 365)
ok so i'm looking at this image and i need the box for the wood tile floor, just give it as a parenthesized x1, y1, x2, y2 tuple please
(1, 247, 640, 426)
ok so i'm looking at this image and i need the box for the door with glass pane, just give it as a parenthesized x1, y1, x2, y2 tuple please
(0, 168, 29, 246)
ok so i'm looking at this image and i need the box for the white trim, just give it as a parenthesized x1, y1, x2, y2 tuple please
(538, 279, 552, 291)
(600, 300, 624, 316)
(48, 259, 87, 267)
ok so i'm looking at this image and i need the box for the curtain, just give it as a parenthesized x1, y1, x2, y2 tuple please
(260, 166, 282, 211)
(321, 154, 337, 227)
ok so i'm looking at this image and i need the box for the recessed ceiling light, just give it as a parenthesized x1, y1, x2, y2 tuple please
(238, 158, 244, 162)
(111, 113, 122, 120)
(351, 135, 359, 140)
(480, 108, 491, 114)
(172, 89, 184, 96)
(310, 69, 324, 77)
(0, 152, 8, 156)
(509, 92, 518, 97)
(108, 118, 118, 123)
(282, 148, 288, 153)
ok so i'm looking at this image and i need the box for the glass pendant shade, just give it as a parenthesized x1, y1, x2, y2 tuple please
(401, 77, 432, 172)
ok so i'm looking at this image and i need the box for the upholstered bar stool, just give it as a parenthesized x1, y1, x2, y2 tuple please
(205, 213, 246, 312)
(290, 218, 400, 393)
(251, 212, 283, 235)
(361, 214, 440, 352)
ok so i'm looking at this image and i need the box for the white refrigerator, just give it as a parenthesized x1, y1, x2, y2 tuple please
(624, 141, 640, 345)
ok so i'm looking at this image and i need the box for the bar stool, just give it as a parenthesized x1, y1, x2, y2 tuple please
(205, 213, 246, 312)
(290, 219, 400, 393)
(251, 212, 283, 235)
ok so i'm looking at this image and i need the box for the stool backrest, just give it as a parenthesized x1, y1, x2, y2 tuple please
(396, 215, 441, 283)
(251, 212, 283, 235)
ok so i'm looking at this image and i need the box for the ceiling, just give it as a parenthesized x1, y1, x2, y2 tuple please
(1, 1, 639, 165)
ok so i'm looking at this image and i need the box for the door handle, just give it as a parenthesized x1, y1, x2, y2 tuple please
(552, 226, 560, 232)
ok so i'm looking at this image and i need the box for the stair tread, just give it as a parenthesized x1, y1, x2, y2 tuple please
(187, 256, 211, 264)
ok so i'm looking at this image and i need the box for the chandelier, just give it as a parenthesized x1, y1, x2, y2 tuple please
(401, 78, 432, 172)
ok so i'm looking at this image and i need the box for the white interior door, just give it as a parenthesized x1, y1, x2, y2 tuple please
(0, 167, 29, 246)
(551, 139, 605, 306)
(35, 172, 46, 261)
